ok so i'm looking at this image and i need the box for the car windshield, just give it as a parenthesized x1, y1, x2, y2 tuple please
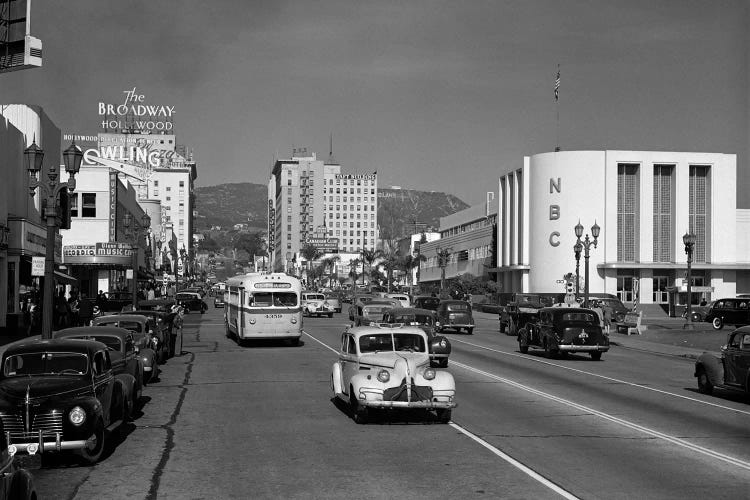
(363, 305, 391, 315)
(393, 314, 433, 326)
(96, 321, 142, 333)
(359, 334, 426, 353)
(4, 352, 89, 377)
(560, 312, 597, 323)
(305, 294, 325, 301)
(176, 293, 196, 300)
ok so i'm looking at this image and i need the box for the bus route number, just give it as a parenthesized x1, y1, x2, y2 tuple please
(265, 314, 282, 319)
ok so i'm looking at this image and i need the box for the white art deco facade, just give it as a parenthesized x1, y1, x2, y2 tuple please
(495, 150, 749, 305)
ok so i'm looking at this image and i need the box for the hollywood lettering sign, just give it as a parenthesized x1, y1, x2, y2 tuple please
(99, 87, 175, 132)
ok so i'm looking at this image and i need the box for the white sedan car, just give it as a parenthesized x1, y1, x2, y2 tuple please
(331, 324, 457, 424)
(302, 292, 335, 318)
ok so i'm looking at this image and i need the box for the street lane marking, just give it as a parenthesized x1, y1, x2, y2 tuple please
(449, 423, 580, 500)
(305, 331, 581, 498)
(452, 360, 750, 471)
(450, 338, 750, 417)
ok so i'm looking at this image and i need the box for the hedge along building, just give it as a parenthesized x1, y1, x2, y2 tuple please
(495, 150, 750, 306)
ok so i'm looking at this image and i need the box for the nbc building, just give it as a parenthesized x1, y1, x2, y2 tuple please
(491, 150, 749, 306)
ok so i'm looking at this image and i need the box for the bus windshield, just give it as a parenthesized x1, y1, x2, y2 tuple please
(248, 292, 298, 307)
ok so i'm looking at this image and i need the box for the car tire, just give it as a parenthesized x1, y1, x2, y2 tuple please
(518, 328, 529, 353)
(590, 351, 602, 361)
(436, 408, 452, 423)
(350, 389, 368, 424)
(544, 340, 555, 359)
(77, 418, 105, 465)
(697, 368, 713, 395)
(712, 317, 723, 330)
(509, 317, 517, 337)
(328, 313, 333, 318)
(8, 469, 35, 500)
(466, 327, 474, 335)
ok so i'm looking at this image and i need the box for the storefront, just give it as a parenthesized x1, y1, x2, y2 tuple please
(63, 242, 135, 297)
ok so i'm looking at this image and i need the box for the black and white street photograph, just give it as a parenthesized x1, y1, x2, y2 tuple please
(0, 1, 749, 498)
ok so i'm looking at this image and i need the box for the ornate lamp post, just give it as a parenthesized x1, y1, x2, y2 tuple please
(574, 220, 600, 308)
(123, 212, 151, 310)
(573, 240, 583, 298)
(179, 247, 188, 282)
(26, 139, 82, 339)
(683, 231, 697, 329)
(436, 246, 453, 299)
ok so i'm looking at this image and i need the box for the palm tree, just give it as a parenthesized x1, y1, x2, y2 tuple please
(321, 255, 341, 289)
(401, 253, 426, 288)
(361, 248, 383, 288)
(348, 258, 362, 286)
(379, 249, 402, 293)
(300, 244, 322, 287)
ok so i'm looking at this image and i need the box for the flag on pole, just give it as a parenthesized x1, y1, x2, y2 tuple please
(554, 65, 560, 101)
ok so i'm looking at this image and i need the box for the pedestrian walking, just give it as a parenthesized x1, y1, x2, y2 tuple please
(78, 293, 94, 326)
(602, 304, 612, 334)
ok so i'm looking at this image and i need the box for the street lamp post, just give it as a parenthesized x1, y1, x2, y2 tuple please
(179, 248, 187, 284)
(123, 212, 151, 310)
(574, 220, 600, 308)
(573, 240, 582, 298)
(436, 246, 452, 299)
(26, 139, 83, 339)
(683, 231, 697, 329)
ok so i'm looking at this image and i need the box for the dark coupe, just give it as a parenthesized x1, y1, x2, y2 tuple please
(0, 339, 132, 464)
(381, 307, 452, 368)
(175, 292, 208, 314)
(435, 300, 475, 335)
(518, 307, 610, 360)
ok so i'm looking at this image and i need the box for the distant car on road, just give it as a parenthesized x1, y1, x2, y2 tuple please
(381, 307, 451, 367)
(349, 299, 400, 326)
(412, 296, 440, 311)
(704, 298, 750, 330)
(92, 314, 160, 383)
(695, 326, 750, 395)
(435, 300, 475, 335)
(214, 294, 226, 308)
(330, 324, 457, 424)
(175, 292, 208, 314)
(301, 292, 335, 318)
(519, 307, 610, 360)
(324, 292, 342, 313)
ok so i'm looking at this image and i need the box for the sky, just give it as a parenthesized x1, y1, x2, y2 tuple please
(2, 0, 748, 206)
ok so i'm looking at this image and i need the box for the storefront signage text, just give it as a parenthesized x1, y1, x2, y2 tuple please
(335, 174, 376, 180)
(99, 87, 175, 132)
(548, 177, 561, 247)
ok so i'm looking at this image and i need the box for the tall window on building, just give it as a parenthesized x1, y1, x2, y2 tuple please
(70, 193, 79, 217)
(81, 193, 97, 217)
(689, 165, 710, 262)
(617, 164, 639, 262)
(652, 165, 673, 262)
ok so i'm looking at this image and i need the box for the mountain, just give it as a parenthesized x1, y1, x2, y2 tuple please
(193, 183, 469, 238)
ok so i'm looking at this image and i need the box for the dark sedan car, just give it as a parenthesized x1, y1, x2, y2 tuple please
(175, 292, 208, 314)
(0, 339, 132, 464)
(381, 307, 452, 368)
(53, 326, 144, 416)
(519, 307, 610, 360)
(435, 300, 475, 334)
(91, 315, 160, 383)
(413, 296, 441, 311)
(99, 292, 134, 313)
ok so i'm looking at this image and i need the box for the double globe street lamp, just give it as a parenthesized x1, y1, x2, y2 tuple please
(25, 139, 83, 339)
(123, 212, 151, 310)
(574, 220, 600, 308)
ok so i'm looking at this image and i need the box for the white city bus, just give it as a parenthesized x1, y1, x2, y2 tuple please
(224, 272, 303, 345)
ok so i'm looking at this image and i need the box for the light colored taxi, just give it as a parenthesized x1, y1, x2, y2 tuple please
(301, 292, 335, 318)
(331, 324, 457, 424)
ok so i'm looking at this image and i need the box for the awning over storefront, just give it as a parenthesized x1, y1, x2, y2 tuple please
(54, 270, 78, 285)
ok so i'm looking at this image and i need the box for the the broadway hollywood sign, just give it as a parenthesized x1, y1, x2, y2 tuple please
(99, 87, 175, 132)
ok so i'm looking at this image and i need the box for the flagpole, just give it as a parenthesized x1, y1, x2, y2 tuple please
(555, 64, 560, 152)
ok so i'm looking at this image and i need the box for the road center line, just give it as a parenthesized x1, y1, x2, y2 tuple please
(450, 337, 750, 416)
(451, 360, 750, 471)
(306, 331, 582, 498)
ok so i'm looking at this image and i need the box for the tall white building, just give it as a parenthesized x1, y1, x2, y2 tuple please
(268, 147, 378, 272)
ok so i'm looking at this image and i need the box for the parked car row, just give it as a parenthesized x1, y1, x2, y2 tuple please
(0, 298, 185, 476)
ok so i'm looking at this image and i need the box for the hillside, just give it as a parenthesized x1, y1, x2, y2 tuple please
(194, 183, 469, 237)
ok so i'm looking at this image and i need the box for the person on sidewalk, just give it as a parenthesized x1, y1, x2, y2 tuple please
(602, 304, 612, 334)
(78, 293, 94, 326)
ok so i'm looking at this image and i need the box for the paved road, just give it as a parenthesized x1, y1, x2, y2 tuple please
(18, 308, 750, 499)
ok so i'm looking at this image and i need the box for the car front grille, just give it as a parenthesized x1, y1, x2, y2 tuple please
(383, 379, 434, 402)
(0, 410, 64, 441)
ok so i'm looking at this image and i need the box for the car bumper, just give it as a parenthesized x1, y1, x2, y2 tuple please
(360, 400, 457, 409)
(558, 344, 609, 352)
(7, 432, 92, 454)
(443, 323, 473, 328)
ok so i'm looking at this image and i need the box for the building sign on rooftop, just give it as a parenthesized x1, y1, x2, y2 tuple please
(99, 87, 175, 133)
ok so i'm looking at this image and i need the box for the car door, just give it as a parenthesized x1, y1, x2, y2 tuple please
(723, 332, 743, 386)
(340, 334, 358, 396)
(92, 350, 114, 423)
(737, 334, 750, 389)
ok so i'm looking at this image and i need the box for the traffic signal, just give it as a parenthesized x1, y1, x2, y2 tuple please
(58, 189, 71, 229)
(565, 280, 574, 295)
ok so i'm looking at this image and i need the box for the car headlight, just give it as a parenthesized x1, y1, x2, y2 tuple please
(291, 318, 297, 324)
(69, 406, 86, 426)
(439, 339, 447, 348)
(249, 318, 256, 325)
(423, 368, 436, 380)
(377, 369, 390, 383)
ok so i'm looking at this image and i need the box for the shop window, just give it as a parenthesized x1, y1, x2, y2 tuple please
(70, 193, 79, 217)
(81, 193, 96, 217)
